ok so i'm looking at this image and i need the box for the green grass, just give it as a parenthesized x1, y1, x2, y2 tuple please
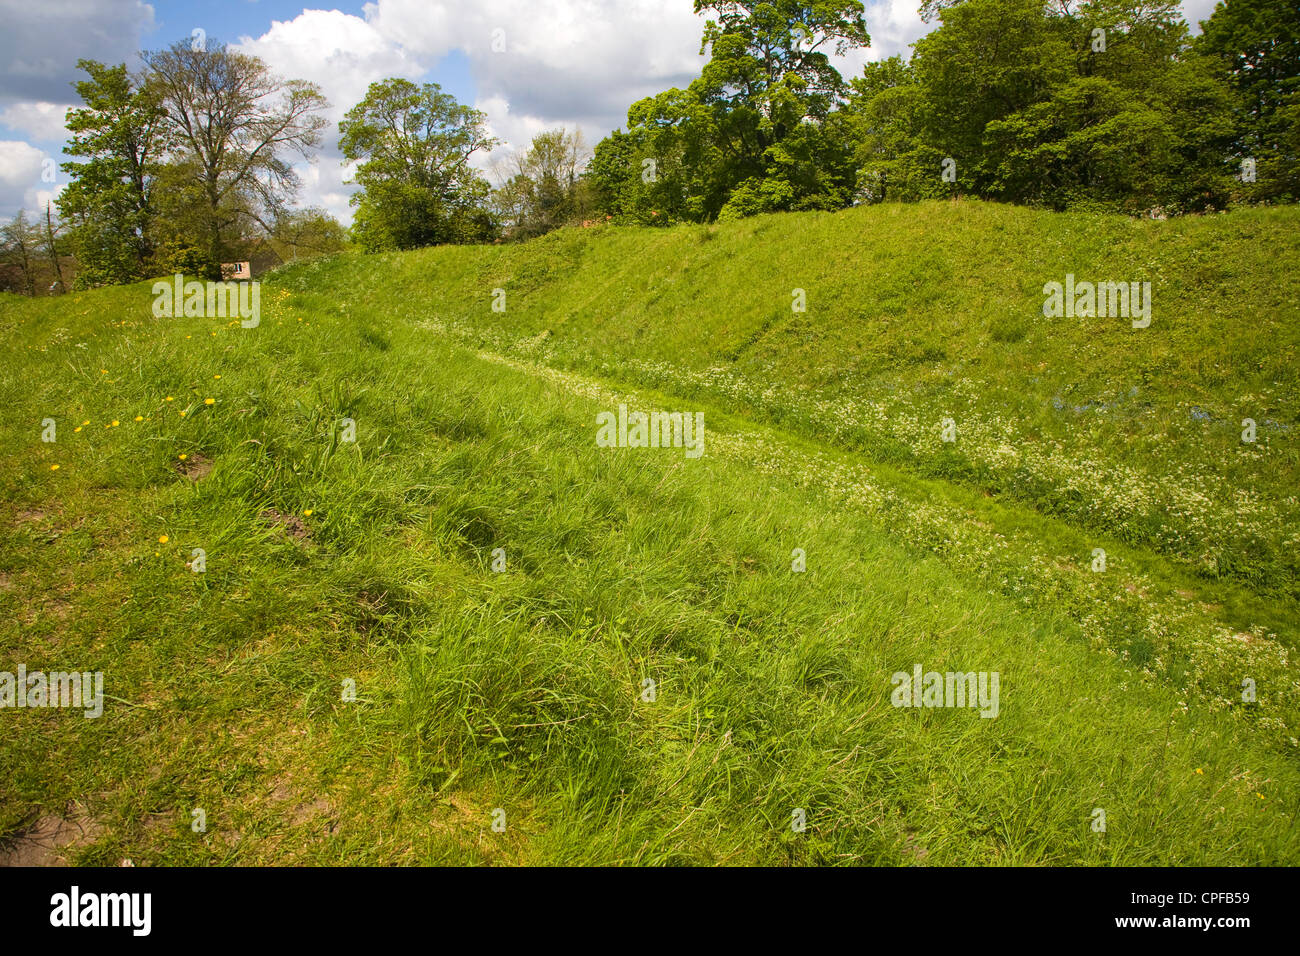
(1, 198, 1297, 865)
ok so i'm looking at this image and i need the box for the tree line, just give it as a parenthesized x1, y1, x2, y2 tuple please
(2, 0, 1294, 294)
(591, 0, 1297, 220)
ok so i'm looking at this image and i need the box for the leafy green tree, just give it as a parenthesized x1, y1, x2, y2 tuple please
(844, 56, 946, 203)
(1197, 0, 1300, 200)
(891, 0, 1237, 211)
(493, 128, 592, 239)
(145, 39, 328, 277)
(269, 208, 349, 262)
(56, 60, 167, 287)
(591, 0, 870, 222)
(0, 211, 42, 295)
(339, 79, 498, 251)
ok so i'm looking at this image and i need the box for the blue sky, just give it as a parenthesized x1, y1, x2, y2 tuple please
(0, 0, 1223, 225)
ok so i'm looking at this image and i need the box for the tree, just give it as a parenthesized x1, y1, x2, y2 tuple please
(875, 0, 1238, 212)
(591, 0, 870, 222)
(144, 39, 328, 276)
(339, 79, 498, 251)
(493, 128, 592, 239)
(268, 208, 349, 261)
(844, 57, 945, 203)
(0, 212, 42, 295)
(56, 59, 167, 287)
(43, 204, 67, 293)
(1197, 0, 1300, 200)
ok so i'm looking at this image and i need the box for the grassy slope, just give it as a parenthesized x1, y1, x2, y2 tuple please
(1, 199, 1297, 865)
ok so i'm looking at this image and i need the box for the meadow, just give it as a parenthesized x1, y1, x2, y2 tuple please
(1, 199, 1297, 865)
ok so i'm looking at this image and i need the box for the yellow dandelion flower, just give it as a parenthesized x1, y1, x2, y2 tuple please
(165, 396, 173, 401)
(204, 398, 215, 405)
(303, 509, 313, 517)
(111, 420, 120, 427)
(213, 374, 221, 379)
(178, 454, 187, 461)
(179, 410, 186, 417)
(134, 415, 143, 422)
(82, 420, 89, 425)
(50, 464, 60, 471)
(158, 535, 169, 544)
(74, 427, 82, 433)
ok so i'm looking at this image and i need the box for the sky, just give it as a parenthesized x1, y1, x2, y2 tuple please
(0, 0, 1226, 226)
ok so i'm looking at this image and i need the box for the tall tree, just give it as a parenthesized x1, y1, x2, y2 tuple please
(339, 79, 498, 251)
(1197, 0, 1300, 200)
(144, 39, 328, 276)
(0, 212, 41, 296)
(884, 0, 1238, 211)
(56, 59, 166, 287)
(43, 204, 66, 293)
(493, 128, 592, 239)
(268, 207, 349, 262)
(591, 0, 870, 222)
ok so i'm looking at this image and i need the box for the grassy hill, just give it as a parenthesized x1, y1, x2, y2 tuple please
(2, 199, 1298, 864)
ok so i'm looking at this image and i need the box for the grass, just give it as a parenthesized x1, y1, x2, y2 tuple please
(0, 198, 1297, 865)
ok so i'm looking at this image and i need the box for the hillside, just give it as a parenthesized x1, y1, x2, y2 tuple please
(2, 199, 1298, 865)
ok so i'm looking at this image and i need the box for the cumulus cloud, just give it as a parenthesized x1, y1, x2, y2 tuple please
(365, 0, 708, 139)
(232, 8, 428, 130)
(0, 139, 59, 220)
(0, 101, 73, 141)
(230, 8, 437, 224)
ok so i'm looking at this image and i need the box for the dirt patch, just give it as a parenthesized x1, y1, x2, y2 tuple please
(175, 453, 214, 481)
(42, 597, 72, 621)
(902, 830, 930, 863)
(0, 807, 102, 866)
(14, 509, 47, 525)
(267, 782, 335, 828)
(290, 797, 333, 827)
(260, 508, 310, 540)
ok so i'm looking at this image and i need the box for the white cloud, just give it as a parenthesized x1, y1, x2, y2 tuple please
(230, 8, 438, 225)
(232, 8, 428, 130)
(862, 0, 929, 61)
(0, 139, 61, 220)
(0, 101, 73, 141)
(1181, 0, 1219, 33)
(365, 0, 708, 131)
(291, 155, 361, 225)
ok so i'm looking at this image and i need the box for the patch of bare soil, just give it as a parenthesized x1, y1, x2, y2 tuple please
(260, 508, 310, 540)
(175, 453, 214, 481)
(0, 806, 102, 866)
